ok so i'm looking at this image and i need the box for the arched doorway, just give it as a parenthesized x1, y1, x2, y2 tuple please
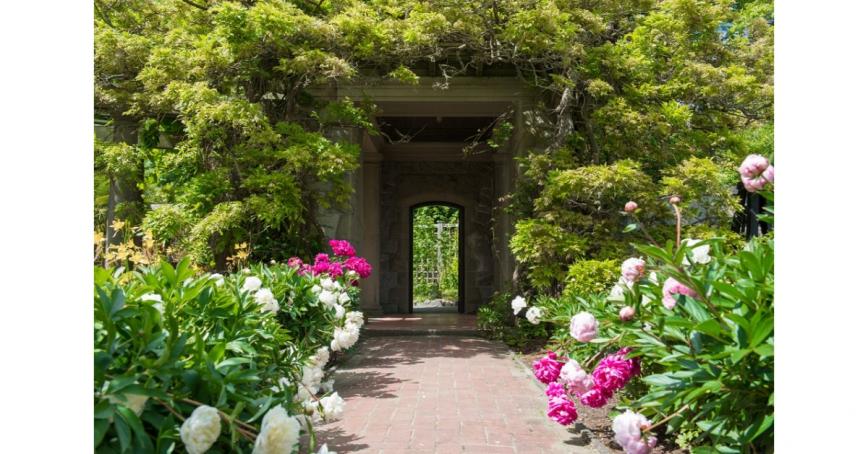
(409, 202, 465, 313)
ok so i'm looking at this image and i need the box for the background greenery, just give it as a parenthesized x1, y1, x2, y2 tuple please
(412, 205, 459, 303)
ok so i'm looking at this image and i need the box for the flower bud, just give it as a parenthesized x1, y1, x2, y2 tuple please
(669, 195, 681, 205)
(619, 306, 636, 321)
(624, 201, 638, 213)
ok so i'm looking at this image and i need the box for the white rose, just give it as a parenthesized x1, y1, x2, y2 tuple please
(683, 239, 712, 265)
(511, 296, 527, 315)
(525, 306, 543, 325)
(180, 405, 221, 454)
(252, 406, 301, 454)
(243, 276, 262, 292)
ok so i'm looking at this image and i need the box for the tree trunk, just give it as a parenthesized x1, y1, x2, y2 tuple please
(104, 117, 144, 264)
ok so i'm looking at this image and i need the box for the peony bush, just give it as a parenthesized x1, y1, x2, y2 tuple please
(516, 157, 774, 453)
(94, 240, 370, 453)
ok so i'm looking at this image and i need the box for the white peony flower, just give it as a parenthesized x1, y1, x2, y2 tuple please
(311, 285, 322, 294)
(648, 272, 659, 285)
(346, 270, 359, 280)
(345, 311, 365, 329)
(141, 293, 164, 314)
(255, 288, 279, 313)
(269, 259, 276, 265)
(243, 276, 262, 292)
(252, 406, 301, 454)
(321, 379, 335, 393)
(209, 273, 224, 286)
(511, 296, 527, 315)
(525, 306, 543, 325)
(310, 346, 330, 369)
(330, 324, 360, 351)
(338, 292, 351, 305)
(109, 393, 149, 416)
(319, 291, 338, 307)
(301, 365, 324, 390)
(320, 277, 339, 292)
(301, 398, 318, 414)
(242, 268, 251, 274)
(683, 239, 712, 265)
(317, 443, 337, 454)
(180, 405, 221, 454)
(334, 304, 346, 319)
(609, 284, 625, 300)
(318, 393, 345, 422)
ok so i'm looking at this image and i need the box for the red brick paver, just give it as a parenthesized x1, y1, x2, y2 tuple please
(312, 336, 600, 454)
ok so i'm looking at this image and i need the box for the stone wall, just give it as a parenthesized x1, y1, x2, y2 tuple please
(379, 161, 495, 314)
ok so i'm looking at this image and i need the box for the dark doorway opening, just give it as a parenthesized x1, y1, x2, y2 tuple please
(409, 203, 464, 314)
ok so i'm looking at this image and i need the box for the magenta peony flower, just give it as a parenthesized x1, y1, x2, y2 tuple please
(287, 257, 304, 268)
(616, 347, 642, 378)
(328, 262, 344, 278)
(662, 277, 699, 310)
(559, 359, 594, 396)
(579, 387, 612, 408)
(533, 351, 564, 384)
(619, 306, 636, 321)
(570, 312, 598, 342)
(547, 394, 578, 426)
(313, 260, 331, 275)
(620, 258, 645, 284)
(624, 201, 638, 213)
(613, 410, 656, 454)
(329, 240, 356, 257)
(545, 382, 566, 398)
(592, 355, 633, 394)
(344, 256, 372, 279)
(299, 264, 314, 275)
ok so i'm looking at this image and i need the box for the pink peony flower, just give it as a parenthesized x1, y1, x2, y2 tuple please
(329, 240, 356, 257)
(616, 347, 642, 378)
(533, 351, 564, 384)
(661, 277, 699, 310)
(313, 260, 331, 275)
(547, 394, 578, 426)
(620, 258, 645, 284)
(624, 201, 638, 213)
(559, 359, 594, 396)
(287, 257, 304, 268)
(344, 256, 372, 279)
(738, 154, 770, 178)
(299, 264, 314, 275)
(328, 262, 344, 278)
(669, 195, 681, 205)
(570, 312, 598, 342)
(592, 355, 633, 394)
(314, 253, 330, 263)
(762, 165, 774, 183)
(545, 382, 566, 398)
(619, 306, 636, 321)
(612, 410, 657, 454)
(579, 387, 612, 408)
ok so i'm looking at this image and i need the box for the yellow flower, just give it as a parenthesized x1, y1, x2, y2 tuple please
(94, 231, 105, 245)
(111, 219, 126, 232)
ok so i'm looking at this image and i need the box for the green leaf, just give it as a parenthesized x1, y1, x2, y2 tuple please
(114, 416, 132, 453)
(623, 223, 638, 233)
(94, 418, 111, 447)
(694, 319, 722, 338)
(749, 316, 774, 348)
(643, 374, 682, 387)
(116, 406, 147, 446)
(216, 357, 251, 370)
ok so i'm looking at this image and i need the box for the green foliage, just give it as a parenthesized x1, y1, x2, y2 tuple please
(564, 259, 620, 297)
(660, 157, 742, 225)
(95, 257, 366, 453)
(412, 205, 459, 302)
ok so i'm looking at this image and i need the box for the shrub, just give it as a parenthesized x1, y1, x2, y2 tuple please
(477, 292, 549, 349)
(521, 157, 774, 453)
(95, 241, 370, 453)
(563, 259, 620, 297)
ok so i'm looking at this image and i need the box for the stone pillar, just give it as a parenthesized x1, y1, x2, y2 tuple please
(359, 141, 383, 315)
(318, 126, 364, 246)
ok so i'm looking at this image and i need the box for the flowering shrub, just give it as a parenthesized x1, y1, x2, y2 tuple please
(476, 292, 548, 348)
(517, 157, 774, 452)
(94, 241, 369, 453)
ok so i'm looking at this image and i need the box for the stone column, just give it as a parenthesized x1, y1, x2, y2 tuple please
(359, 140, 383, 315)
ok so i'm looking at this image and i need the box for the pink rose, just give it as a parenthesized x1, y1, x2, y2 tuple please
(533, 351, 564, 384)
(547, 394, 578, 426)
(613, 410, 656, 454)
(662, 277, 698, 310)
(620, 258, 645, 284)
(624, 201, 638, 213)
(559, 360, 594, 396)
(570, 312, 598, 342)
(619, 306, 636, 321)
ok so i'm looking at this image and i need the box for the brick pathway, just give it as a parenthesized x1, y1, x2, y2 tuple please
(312, 336, 601, 454)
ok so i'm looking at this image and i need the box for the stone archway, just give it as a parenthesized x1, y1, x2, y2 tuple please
(312, 77, 539, 315)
